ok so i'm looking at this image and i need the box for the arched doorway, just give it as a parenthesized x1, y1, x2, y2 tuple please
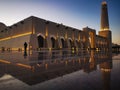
(38, 35, 44, 48)
(61, 38, 65, 48)
(69, 39, 72, 48)
(76, 40, 79, 48)
(51, 37, 56, 48)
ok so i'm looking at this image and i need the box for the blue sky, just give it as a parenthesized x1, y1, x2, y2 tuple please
(0, 0, 120, 44)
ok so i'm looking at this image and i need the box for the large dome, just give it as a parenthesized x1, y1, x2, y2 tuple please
(0, 22, 7, 30)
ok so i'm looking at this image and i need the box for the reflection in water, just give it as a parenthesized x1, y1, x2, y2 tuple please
(24, 51, 27, 59)
(100, 53, 112, 90)
(0, 50, 114, 89)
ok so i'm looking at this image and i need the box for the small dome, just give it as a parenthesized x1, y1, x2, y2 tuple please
(0, 22, 7, 30)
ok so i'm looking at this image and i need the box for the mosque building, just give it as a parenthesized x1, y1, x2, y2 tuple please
(0, 1, 111, 51)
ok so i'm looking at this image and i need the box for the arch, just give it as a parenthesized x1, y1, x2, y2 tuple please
(61, 38, 65, 48)
(37, 33, 45, 39)
(51, 37, 56, 48)
(50, 35, 56, 40)
(69, 39, 72, 48)
(37, 35, 44, 48)
(75, 39, 79, 47)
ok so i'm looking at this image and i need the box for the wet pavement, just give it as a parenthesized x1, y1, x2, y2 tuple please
(0, 50, 120, 90)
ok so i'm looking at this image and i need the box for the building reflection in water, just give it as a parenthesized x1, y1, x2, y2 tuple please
(100, 52, 112, 90)
(0, 50, 112, 89)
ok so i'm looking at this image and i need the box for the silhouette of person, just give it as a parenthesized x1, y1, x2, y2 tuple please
(24, 42, 28, 58)
(24, 42, 27, 52)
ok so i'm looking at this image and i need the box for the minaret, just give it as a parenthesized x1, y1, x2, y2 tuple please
(99, 0, 112, 50)
(100, 1, 109, 31)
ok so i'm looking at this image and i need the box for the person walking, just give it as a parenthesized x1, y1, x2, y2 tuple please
(24, 42, 27, 52)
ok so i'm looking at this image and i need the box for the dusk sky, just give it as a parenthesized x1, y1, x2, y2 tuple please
(0, 0, 120, 44)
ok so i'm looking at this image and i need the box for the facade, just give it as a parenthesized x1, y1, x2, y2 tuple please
(0, 1, 111, 51)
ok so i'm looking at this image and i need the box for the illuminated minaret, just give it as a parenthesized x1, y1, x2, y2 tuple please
(100, 1, 109, 31)
(99, 0, 112, 50)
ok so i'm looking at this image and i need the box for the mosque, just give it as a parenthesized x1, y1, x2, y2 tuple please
(0, 1, 111, 51)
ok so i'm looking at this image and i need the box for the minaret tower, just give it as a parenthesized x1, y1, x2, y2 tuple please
(100, 0, 109, 31)
(99, 0, 112, 50)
